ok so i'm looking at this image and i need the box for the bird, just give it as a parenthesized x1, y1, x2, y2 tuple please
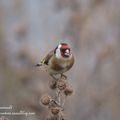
(34, 43, 74, 80)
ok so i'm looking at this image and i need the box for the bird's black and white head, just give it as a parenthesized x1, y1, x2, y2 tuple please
(54, 43, 71, 59)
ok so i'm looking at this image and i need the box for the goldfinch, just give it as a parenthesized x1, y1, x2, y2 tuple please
(35, 43, 74, 80)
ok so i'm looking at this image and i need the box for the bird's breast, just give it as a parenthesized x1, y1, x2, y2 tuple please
(50, 58, 65, 71)
(47, 55, 74, 74)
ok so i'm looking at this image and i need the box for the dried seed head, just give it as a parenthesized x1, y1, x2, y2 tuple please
(0, 116, 9, 120)
(57, 79, 66, 90)
(45, 115, 54, 120)
(40, 94, 51, 106)
(49, 80, 57, 89)
(64, 85, 73, 96)
(46, 115, 59, 120)
(50, 107, 60, 115)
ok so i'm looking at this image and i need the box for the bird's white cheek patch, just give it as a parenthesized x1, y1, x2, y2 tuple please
(56, 48, 62, 58)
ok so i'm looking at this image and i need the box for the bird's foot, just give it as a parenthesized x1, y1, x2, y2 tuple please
(61, 74, 67, 80)
(50, 74, 59, 81)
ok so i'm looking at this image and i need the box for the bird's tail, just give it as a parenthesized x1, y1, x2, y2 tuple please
(34, 63, 42, 67)
(34, 59, 45, 67)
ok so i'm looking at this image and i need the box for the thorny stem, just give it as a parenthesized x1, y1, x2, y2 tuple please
(62, 95, 67, 107)
(56, 89, 61, 104)
(56, 90, 66, 108)
(41, 74, 73, 120)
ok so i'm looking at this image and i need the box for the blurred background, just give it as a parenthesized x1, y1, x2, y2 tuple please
(0, 0, 120, 120)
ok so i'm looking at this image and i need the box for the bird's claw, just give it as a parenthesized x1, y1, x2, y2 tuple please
(61, 74, 67, 80)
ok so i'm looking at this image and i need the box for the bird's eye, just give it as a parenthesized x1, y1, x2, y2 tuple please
(61, 48, 66, 51)
(61, 49, 67, 53)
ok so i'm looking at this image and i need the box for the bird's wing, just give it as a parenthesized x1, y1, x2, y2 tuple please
(41, 50, 54, 65)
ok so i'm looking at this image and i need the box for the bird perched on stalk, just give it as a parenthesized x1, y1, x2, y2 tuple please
(34, 43, 74, 80)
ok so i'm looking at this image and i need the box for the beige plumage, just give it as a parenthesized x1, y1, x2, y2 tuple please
(35, 43, 74, 80)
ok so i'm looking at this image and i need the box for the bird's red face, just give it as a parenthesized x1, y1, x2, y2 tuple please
(55, 43, 71, 58)
(60, 43, 71, 58)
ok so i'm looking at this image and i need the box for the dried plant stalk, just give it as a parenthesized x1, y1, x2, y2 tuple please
(40, 76, 73, 120)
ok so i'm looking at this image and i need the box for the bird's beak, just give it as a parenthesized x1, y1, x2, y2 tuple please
(65, 49, 70, 56)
